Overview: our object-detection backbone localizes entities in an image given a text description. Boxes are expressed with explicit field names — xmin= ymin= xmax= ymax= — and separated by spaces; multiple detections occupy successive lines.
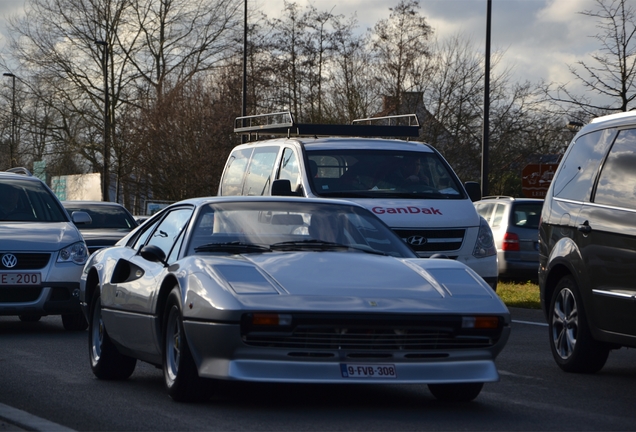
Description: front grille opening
xmin=405 ymin=353 xmax=449 ymax=359
xmin=0 ymin=287 xmax=42 ymax=303
xmin=242 ymin=314 xmax=501 ymax=352
xmin=347 ymin=353 xmax=393 ymax=359
xmin=287 ymin=352 xmax=335 ymax=358
xmin=50 ymin=287 xmax=71 ymax=301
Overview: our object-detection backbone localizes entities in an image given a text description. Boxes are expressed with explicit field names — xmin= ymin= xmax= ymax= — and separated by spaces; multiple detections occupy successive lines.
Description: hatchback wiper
xmin=194 ymin=241 xmax=271 ymax=253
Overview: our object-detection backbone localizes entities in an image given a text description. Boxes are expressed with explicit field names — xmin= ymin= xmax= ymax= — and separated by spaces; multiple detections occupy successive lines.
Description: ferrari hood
xmin=193 ymin=252 xmax=505 ymax=314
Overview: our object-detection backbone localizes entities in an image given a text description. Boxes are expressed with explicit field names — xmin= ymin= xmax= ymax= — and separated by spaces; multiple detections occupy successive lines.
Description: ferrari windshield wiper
xmin=270 ymin=240 xmax=387 ymax=255
xmin=270 ymin=239 xmax=349 ymax=251
xmin=194 ymin=241 xmax=271 ymax=253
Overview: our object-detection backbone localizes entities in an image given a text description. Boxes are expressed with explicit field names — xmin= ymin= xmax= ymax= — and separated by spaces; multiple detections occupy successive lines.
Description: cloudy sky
xmin=0 ymin=0 xmax=604 ymax=96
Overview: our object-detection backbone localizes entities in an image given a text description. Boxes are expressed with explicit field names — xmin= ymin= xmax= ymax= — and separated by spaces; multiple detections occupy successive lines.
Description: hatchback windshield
xmin=0 ymin=179 xmax=68 ymax=222
xmin=306 ymin=150 xmax=463 ymax=199
xmin=187 ymin=201 xmax=417 ymax=258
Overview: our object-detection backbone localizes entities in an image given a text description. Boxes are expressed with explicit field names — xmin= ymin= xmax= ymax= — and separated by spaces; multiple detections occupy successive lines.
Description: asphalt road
xmin=0 ymin=308 xmax=635 ymax=431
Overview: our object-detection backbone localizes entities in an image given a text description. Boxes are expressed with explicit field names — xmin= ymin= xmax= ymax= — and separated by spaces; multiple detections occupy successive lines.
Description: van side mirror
xmin=271 ymin=179 xmax=295 ymax=196
xmin=464 ymin=181 xmax=482 ymax=202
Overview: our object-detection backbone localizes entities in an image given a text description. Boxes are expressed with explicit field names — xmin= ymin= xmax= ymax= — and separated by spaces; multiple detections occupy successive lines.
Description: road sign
xmin=522 ymin=163 xmax=559 ymax=198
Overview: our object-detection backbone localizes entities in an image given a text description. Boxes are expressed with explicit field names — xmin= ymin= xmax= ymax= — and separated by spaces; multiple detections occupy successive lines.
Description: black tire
xmin=428 ymin=382 xmax=484 ymax=402
xmin=62 ymin=312 xmax=88 ymax=331
xmin=163 ymin=287 xmax=208 ymax=402
xmin=548 ymin=275 xmax=610 ymax=373
xmin=18 ymin=314 xmax=42 ymax=322
xmin=88 ymin=291 xmax=137 ymax=380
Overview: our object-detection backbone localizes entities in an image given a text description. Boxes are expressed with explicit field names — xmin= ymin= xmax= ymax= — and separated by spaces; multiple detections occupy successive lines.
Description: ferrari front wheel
xmin=163 ymin=287 xmax=208 ymax=402
xmin=89 ymin=290 xmax=136 ymax=380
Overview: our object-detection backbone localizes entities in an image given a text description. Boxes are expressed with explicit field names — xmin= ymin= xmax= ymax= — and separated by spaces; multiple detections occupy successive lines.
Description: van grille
xmin=392 ymin=229 xmax=465 ymax=252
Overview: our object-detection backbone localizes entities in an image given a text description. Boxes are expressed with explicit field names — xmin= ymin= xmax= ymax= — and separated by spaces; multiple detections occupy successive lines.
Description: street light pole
xmin=241 ymin=0 xmax=248 ymax=144
xmin=3 ymin=73 xmax=16 ymax=168
xmin=481 ymin=0 xmax=492 ymax=198
xmin=95 ymin=40 xmax=110 ymax=201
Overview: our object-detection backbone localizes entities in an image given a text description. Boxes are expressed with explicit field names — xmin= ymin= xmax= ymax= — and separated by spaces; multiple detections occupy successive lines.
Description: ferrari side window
xmin=146 ymin=208 xmax=193 ymax=258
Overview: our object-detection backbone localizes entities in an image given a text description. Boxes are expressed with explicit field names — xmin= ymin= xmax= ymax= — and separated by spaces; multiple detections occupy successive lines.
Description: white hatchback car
xmin=0 ymin=168 xmax=89 ymax=330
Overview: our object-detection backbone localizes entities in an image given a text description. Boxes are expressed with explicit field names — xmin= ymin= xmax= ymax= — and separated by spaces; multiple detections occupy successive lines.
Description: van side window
xmin=278 ymin=148 xmax=301 ymax=192
xmin=244 ymin=146 xmax=279 ymax=196
xmin=594 ymin=128 xmax=636 ymax=210
xmin=553 ymin=129 xmax=615 ymax=201
xmin=220 ymin=148 xmax=252 ymax=196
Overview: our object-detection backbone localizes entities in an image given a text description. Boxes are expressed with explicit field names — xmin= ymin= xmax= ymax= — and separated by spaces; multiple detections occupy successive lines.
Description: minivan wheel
xmin=549 ymin=275 xmax=610 ymax=373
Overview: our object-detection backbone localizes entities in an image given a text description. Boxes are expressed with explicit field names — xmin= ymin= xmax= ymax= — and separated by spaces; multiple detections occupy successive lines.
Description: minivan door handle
xmin=577 ymin=221 xmax=592 ymax=234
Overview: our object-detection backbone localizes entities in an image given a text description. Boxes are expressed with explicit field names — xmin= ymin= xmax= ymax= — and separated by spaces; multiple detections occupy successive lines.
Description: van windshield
xmin=306 ymin=150 xmax=465 ymax=199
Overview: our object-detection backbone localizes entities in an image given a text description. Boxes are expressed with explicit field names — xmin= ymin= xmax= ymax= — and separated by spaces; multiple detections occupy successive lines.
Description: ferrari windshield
xmin=187 ymin=201 xmax=417 ymax=258
xmin=306 ymin=149 xmax=464 ymax=199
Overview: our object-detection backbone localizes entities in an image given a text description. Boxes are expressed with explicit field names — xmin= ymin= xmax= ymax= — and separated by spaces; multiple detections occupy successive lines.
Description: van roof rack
xmin=234 ymin=112 xmax=420 ymax=139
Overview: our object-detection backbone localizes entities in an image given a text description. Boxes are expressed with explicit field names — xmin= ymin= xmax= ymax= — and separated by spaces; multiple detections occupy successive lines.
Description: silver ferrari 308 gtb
xmin=80 ymin=196 xmax=510 ymax=402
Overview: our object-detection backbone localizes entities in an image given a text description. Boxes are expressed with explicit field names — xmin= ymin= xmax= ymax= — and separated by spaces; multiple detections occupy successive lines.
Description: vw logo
xmin=2 ymin=253 xmax=18 ymax=268
xmin=407 ymin=236 xmax=427 ymax=246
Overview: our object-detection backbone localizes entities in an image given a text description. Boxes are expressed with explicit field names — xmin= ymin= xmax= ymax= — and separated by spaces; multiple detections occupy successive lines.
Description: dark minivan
xmin=539 ymin=111 xmax=636 ymax=373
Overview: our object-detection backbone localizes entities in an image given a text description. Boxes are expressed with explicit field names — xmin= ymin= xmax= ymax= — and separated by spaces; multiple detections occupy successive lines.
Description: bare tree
xmin=326 ymin=16 xmax=381 ymax=122
xmin=371 ymin=0 xmax=432 ymax=110
xmin=543 ymin=0 xmax=636 ymax=116
xmin=123 ymin=0 xmax=242 ymax=99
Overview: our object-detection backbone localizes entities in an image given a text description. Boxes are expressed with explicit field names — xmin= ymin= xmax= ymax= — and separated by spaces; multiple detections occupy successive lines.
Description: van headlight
xmin=58 ymin=241 xmax=89 ymax=265
xmin=473 ymin=218 xmax=496 ymax=258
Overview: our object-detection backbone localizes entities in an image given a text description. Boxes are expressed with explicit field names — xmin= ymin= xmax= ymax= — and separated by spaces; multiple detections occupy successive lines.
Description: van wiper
xmin=194 ymin=241 xmax=271 ymax=253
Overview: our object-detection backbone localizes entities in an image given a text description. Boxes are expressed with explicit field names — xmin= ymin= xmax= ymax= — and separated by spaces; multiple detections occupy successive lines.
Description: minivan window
xmin=243 ymin=146 xmax=279 ymax=196
xmin=594 ymin=128 xmax=636 ymax=210
xmin=553 ymin=129 xmax=615 ymax=201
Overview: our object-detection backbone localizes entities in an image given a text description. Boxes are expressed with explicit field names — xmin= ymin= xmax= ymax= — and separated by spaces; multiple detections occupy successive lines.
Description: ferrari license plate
xmin=0 ymin=272 xmax=41 ymax=286
xmin=340 ymin=364 xmax=397 ymax=378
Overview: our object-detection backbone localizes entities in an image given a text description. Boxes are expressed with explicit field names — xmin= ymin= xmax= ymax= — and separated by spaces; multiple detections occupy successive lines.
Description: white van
xmin=219 ymin=112 xmax=498 ymax=289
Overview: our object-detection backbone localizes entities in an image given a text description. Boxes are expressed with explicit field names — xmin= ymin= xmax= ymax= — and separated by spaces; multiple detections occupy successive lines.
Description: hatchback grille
xmin=0 ymin=253 xmax=51 ymax=270
xmin=241 ymin=314 xmax=500 ymax=351
xmin=393 ymin=229 xmax=465 ymax=252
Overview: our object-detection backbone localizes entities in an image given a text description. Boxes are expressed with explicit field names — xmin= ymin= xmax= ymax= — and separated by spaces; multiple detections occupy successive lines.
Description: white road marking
xmin=512 ymin=319 xmax=548 ymax=327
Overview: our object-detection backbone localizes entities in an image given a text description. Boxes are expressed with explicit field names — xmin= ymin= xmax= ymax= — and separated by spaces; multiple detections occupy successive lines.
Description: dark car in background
xmin=62 ymin=201 xmax=138 ymax=254
xmin=474 ymin=196 xmax=543 ymax=282
xmin=540 ymin=111 xmax=636 ymax=374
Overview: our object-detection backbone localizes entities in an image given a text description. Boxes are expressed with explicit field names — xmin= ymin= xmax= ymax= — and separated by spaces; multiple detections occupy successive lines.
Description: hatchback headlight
xmin=58 ymin=241 xmax=89 ymax=265
xmin=473 ymin=218 xmax=496 ymax=258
